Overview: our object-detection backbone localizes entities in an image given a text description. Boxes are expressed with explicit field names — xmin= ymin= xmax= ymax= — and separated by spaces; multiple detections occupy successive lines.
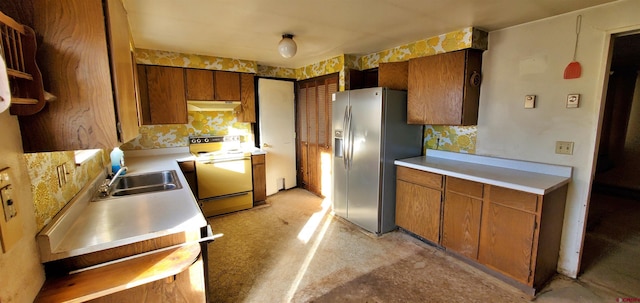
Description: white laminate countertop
xmin=395 ymin=150 xmax=573 ymax=195
xmin=38 ymin=150 xmax=208 ymax=262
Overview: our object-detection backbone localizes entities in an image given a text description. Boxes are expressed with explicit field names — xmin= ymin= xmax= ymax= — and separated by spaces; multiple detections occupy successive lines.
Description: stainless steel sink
xmin=93 ymin=170 xmax=182 ymax=200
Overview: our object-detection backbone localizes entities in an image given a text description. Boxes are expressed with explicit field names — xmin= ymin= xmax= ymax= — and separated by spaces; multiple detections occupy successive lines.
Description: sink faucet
xmin=108 ymin=166 xmax=128 ymax=188
xmin=98 ymin=166 xmax=128 ymax=197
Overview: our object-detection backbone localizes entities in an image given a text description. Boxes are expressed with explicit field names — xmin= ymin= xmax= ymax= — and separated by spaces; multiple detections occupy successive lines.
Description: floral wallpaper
xmin=135 ymin=48 xmax=257 ymax=73
xmin=423 ymin=125 xmax=477 ymax=154
xmin=360 ymin=27 xmax=488 ymax=69
xmin=121 ymin=111 xmax=252 ymax=150
xmin=24 ymin=150 xmax=106 ymax=231
xmin=257 ymin=65 xmax=297 ymax=79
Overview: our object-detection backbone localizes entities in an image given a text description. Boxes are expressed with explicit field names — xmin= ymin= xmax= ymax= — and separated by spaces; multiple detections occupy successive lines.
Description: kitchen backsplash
xmin=24 ymin=150 xmax=106 ymax=231
xmin=121 ymin=111 xmax=252 ymax=150
xmin=424 ymin=125 xmax=477 ymax=154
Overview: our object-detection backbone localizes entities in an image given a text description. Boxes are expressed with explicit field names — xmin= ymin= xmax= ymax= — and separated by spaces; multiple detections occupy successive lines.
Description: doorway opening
xmin=581 ymin=31 xmax=640 ymax=295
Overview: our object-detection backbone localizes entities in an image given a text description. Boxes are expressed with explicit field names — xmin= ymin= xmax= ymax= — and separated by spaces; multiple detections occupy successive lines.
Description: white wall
xmin=0 ymin=111 xmax=45 ymax=302
xmin=477 ymin=0 xmax=640 ymax=277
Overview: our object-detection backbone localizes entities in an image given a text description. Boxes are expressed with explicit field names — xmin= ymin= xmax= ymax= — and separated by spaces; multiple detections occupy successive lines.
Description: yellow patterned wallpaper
xmin=424 ymin=125 xmax=477 ymax=154
xmin=135 ymin=48 xmax=257 ymax=73
xmin=359 ymin=27 xmax=488 ymax=69
xmin=24 ymin=150 xmax=106 ymax=231
xmin=257 ymin=65 xmax=297 ymax=79
xmin=122 ymin=111 xmax=252 ymax=150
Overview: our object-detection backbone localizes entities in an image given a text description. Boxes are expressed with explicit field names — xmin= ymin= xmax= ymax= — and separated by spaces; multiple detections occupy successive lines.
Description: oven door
xmin=196 ymin=157 xmax=253 ymax=199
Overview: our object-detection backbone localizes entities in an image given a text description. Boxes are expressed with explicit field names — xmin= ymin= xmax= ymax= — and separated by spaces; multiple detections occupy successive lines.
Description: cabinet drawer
xmin=397 ymin=166 xmax=442 ymax=189
xmin=446 ymin=176 xmax=483 ymax=198
xmin=489 ymin=186 xmax=538 ymax=212
xmin=252 ymin=154 xmax=265 ymax=165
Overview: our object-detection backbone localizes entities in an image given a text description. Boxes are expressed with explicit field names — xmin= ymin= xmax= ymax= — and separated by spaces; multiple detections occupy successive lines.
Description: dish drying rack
xmin=0 ymin=10 xmax=53 ymax=115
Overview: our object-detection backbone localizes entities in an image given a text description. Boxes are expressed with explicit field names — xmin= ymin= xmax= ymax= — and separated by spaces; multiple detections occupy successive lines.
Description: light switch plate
xmin=0 ymin=167 xmax=22 ymax=253
xmin=525 ymin=95 xmax=536 ymax=108
xmin=567 ymin=94 xmax=580 ymax=108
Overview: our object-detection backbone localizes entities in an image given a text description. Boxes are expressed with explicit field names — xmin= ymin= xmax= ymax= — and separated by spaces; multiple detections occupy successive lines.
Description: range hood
xmin=187 ymin=100 xmax=240 ymax=112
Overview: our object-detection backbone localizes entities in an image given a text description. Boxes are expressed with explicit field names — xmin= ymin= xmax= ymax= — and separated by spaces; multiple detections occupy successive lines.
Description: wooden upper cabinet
xmin=408 ymin=49 xmax=483 ymax=125
xmin=144 ymin=65 xmax=187 ymax=124
xmin=237 ymin=73 xmax=255 ymax=122
xmin=18 ymin=0 xmax=140 ymax=151
xmin=185 ymin=69 xmax=214 ymax=100
xmin=378 ymin=61 xmax=408 ymax=90
xmin=214 ymin=71 xmax=241 ymax=101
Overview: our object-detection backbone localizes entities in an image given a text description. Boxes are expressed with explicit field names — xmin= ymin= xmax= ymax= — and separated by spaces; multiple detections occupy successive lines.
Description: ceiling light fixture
xmin=278 ymin=34 xmax=297 ymax=58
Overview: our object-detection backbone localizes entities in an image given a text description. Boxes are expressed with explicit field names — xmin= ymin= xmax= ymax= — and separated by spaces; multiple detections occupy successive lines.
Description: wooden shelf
xmin=11 ymin=97 xmax=38 ymax=105
xmin=6 ymin=68 xmax=33 ymax=80
xmin=0 ymin=10 xmax=48 ymax=115
xmin=35 ymin=243 xmax=201 ymax=303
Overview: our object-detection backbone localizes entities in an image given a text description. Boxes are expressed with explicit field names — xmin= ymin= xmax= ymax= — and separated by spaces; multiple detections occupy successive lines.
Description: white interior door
xmin=258 ymin=78 xmax=297 ymax=196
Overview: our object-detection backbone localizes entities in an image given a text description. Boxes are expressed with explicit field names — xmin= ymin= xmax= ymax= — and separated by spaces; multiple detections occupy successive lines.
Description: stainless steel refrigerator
xmin=332 ymin=87 xmax=423 ymax=234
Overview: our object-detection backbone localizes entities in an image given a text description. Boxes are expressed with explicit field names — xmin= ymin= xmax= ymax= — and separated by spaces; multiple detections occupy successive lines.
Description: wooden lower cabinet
xmin=478 ymin=201 xmax=536 ymax=283
xmin=442 ymin=177 xmax=483 ymax=259
xmin=477 ymin=184 xmax=568 ymax=293
xmin=395 ymin=165 xmax=568 ymax=295
xmin=252 ymin=154 xmax=267 ymax=204
xmin=395 ymin=167 xmax=443 ymax=243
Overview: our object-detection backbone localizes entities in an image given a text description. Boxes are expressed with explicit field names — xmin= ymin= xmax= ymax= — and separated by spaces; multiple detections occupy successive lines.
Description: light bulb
xmin=278 ymin=34 xmax=297 ymax=58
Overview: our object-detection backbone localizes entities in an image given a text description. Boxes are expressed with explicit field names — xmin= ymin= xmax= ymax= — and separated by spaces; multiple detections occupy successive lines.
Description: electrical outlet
xmin=555 ymin=141 xmax=574 ymax=155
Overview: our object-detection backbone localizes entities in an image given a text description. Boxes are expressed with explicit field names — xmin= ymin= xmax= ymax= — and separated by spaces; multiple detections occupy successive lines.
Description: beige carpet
xmin=205 ymin=188 xmax=633 ymax=302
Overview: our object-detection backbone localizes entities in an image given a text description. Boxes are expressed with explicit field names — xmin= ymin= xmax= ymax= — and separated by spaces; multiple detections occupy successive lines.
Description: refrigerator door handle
xmin=342 ymin=105 xmax=349 ymax=169
xmin=346 ymin=105 xmax=353 ymax=169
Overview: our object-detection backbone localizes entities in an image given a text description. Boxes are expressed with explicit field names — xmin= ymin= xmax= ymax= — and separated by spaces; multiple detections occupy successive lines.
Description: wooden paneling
xmin=489 ymin=186 xmax=538 ymax=213
xmin=407 ymin=49 xmax=482 ymax=125
xmin=397 ymin=166 xmax=442 ymax=189
xmin=378 ymin=61 xmax=408 ymax=90
xmin=442 ymin=191 xmax=482 ymax=259
xmin=237 ymin=73 xmax=256 ymax=122
xmin=214 ymin=71 xmax=240 ymax=101
xmin=185 ymin=69 xmax=214 ymax=100
xmin=396 ymin=179 xmax=442 ymax=243
xmin=145 ymin=65 xmax=187 ymax=124
xmin=252 ymin=154 xmax=266 ymax=203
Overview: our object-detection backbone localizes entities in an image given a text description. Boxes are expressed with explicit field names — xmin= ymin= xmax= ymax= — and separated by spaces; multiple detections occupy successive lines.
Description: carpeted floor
xmin=205 ymin=188 xmax=636 ymax=302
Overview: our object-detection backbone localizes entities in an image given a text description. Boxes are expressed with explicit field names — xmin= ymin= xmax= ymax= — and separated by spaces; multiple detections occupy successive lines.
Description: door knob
xmin=263 ymin=143 xmax=272 ymax=148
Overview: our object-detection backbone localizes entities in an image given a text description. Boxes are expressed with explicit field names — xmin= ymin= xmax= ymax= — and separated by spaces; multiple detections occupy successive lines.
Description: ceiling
xmin=123 ymin=0 xmax=617 ymax=69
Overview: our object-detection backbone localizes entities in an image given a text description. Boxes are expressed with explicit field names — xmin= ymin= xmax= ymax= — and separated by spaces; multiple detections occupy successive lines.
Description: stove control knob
xmin=196 ymin=138 xmax=201 ymax=143
xmin=204 ymin=138 xmax=209 ymax=143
